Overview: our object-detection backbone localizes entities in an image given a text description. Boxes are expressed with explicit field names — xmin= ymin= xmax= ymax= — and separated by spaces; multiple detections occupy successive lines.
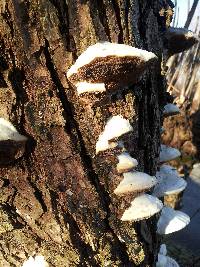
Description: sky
xmin=172 ymin=0 xmax=200 ymax=31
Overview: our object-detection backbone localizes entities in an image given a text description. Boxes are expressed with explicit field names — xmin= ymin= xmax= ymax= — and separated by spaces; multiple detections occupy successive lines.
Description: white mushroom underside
xmin=153 ymin=165 xmax=187 ymax=197
xmin=101 ymin=115 xmax=133 ymax=141
xmin=114 ymin=171 xmax=157 ymax=195
xmin=96 ymin=135 xmax=119 ymax=154
xmin=121 ymin=194 xmax=163 ymax=221
xmin=76 ymin=81 xmax=106 ymax=95
xmin=159 ymin=145 xmax=181 ymax=163
xmin=117 ymin=152 xmax=138 ymax=172
xmin=163 ymin=103 xmax=180 ymax=116
xmin=157 ymin=206 xmax=190 ymax=235
xmin=156 ymin=255 xmax=180 ymax=267
xmin=22 ymin=255 xmax=49 ymax=267
xmin=159 ymin=244 xmax=167 ymax=256
xmin=67 ymin=42 xmax=157 ymax=77
xmin=96 ymin=116 xmax=132 ymax=153
xmin=0 ymin=118 xmax=27 ymax=142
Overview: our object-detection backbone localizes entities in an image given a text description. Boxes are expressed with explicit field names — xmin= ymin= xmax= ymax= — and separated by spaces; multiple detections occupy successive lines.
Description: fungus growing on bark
xmin=114 ymin=171 xmax=157 ymax=195
xmin=121 ymin=194 xmax=163 ymax=221
xmin=165 ymin=27 xmax=199 ymax=56
xmin=157 ymin=206 xmax=190 ymax=235
xmin=96 ymin=115 xmax=132 ymax=154
xmin=163 ymin=103 xmax=180 ymax=117
xmin=22 ymin=255 xmax=49 ymax=267
xmin=67 ymin=42 xmax=158 ymax=93
xmin=159 ymin=244 xmax=167 ymax=256
xmin=156 ymin=243 xmax=180 ymax=267
xmin=0 ymin=118 xmax=28 ymax=165
xmin=153 ymin=164 xmax=187 ymax=197
xmin=75 ymin=81 xmax=106 ymax=95
xmin=116 ymin=152 xmax=138 ymax=173
xmin=159 ymin=145 xmax=181 ymax=163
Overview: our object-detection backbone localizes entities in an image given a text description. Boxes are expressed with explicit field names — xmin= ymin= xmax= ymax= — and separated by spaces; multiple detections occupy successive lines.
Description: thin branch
xmin=184 ymin=0 xmax=199 ymax=29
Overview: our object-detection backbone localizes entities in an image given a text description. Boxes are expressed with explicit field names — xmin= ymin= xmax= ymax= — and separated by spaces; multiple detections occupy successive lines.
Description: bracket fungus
xmin=22 ymin=255 xmax=49 ymax=267
xmin=121 ymin=194 xmax=163 ymax=221
xmin=114 ymin=171 xmax=157 ymax=195
xmin=156 ymin=244 xmax=180 ymax=267
xmin=96 ymin=115 xmax=132 ymax=154
xmin=163 ymin=103 xmax=180 ymax=117
xmin=0 ymin=118 xmax=28 ymax=165
xmin=165 ymin=27 xmax=199 ymax=56
xmin=116 ymin=152 xmax=138 ymax=173
xmin=67 ymin=42 xmax=158 ymax=95
xmin=153 ymin=165 xmax=187 ymax=197
xmin=157 ymin=206 xmax=190 ymax=235
xmin=159 ymin=145 xmax=181 ymax=163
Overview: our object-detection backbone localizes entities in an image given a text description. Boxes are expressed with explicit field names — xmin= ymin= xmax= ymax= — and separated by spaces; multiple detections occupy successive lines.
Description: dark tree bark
xmin=0 ymin=1 xmax=173 ymax=266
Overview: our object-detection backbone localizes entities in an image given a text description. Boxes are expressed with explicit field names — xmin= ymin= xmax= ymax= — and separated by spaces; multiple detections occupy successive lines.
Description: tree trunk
xmin=0 ymin=1 xmax=173 ymax=266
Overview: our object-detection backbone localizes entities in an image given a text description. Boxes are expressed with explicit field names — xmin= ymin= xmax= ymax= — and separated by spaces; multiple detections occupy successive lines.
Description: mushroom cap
xmin=96 ymin=115 xmax=133 ymax=154
xmin=96 ymin=134 xmax=119 ymax=154
xmin=116 ymin=152 xmax=138 ymax=173
xmin=76 ymin=81 xmax=106 ymax=95
xmin=0 ymin=118 xmax=27 ymax=142
xmin=67 ymin=42 xmax=158 ymax=87
xmin=156 ymin=254 xmax=167 ymax=267
xmin=159 ymin=145 xmax=181 ymax=163
xmin=22 ymin=255 xmax=49 ymax=267
xmin=165 ymin=256 xmax=180 ymax=267
xmin=114 ymin=171 xmax=157 ymax=195
xmin=121 ymin=194 xmax=163 ymax=221
xmin=163 ymin=103 xmax=180 ymax=117
xmin=165 ymin=27 xmax=199 ymax=55
xmin=159 ymin=244 xmax=167 ymax=256
xmin=157 ymin=206 xmax=190 ymax=235
xmin=153 ymin=165 xmax=187 ymax=197
xmin=101 ymin=115 xmax=133 ymax=141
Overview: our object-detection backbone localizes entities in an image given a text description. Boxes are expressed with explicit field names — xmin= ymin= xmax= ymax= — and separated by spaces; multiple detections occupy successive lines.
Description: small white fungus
xmin=157 ymin=206 xmax=190 ymax=235
xmin=156 ymin=254 xmax=168 ymax=267
xmin=96 ymin=116 xmax=132 ymax=154
xmin=0 ymin=118 xmax=27 ymax=142
xmin=163 ymin=103 xmax=180 ymax=117
xmin=121 ymin=194 xmax=163 ymax=221
xmin=159 ymin=145 xmax=181 ymax=163
xmin=114 ymin=171 xmax=157 ymax=195
xmin=67 ymin=42 xmax=157 ymax=77
xmin=117 ymin=152 xmax=138 ymax=173
xmin=153 ymin=164 xmax=187 ymax=197
xmin=76 ymin=81 xmax=106 ymax=95
xmin=101 ymin=115 xmax=133 ymax=141
xmin=159 ymin=244 xmax=167 ymax=256
xmin=22 ymin=255 xmax=49 ymax=267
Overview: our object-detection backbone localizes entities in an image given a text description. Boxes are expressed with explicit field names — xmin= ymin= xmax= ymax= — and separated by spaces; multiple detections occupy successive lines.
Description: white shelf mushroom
xmin=159 ymin=244 xmax=167 ymax=256
xmin=159 ymin=145 xmax=181 ymax=163
xmin=157 ymin=206 xmax=190 ymax=235
xmin=163 ymin=103 xmax=180 ymax=117
xmin=22 ymin=255 xmax=49 ymax=267
xmin=116 ymin=152 xmax=138 ymax=173
xmin=75 ymin=81 xmax=106 ymax=95
xmin=67 ymin=42 xmax=158 ymax=93
xmin=0 ymin=118 xmax=27 ymax=142
xmin=153 ymin=165 xmax=187 ymax=197
xmin=156 ymin=244 xmax=180 ymax=267
xmin=121 ymin=194 xmax=163 ymax=221
xmin=114 ymin=171 xmax=157 ymax=195
xmin=96 ymin=115 xmax=132 ymax=154
xmin=165 ymin=27 xmax=199 ymax=56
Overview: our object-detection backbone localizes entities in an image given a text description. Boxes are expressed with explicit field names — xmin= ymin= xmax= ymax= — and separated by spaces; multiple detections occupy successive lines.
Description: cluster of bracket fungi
xmin=0 ymin=27 xmax=198 ymax=267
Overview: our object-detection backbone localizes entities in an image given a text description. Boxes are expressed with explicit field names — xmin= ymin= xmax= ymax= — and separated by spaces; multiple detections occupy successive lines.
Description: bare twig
xmin=184 ymin=0 xmax=199 ymax=28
